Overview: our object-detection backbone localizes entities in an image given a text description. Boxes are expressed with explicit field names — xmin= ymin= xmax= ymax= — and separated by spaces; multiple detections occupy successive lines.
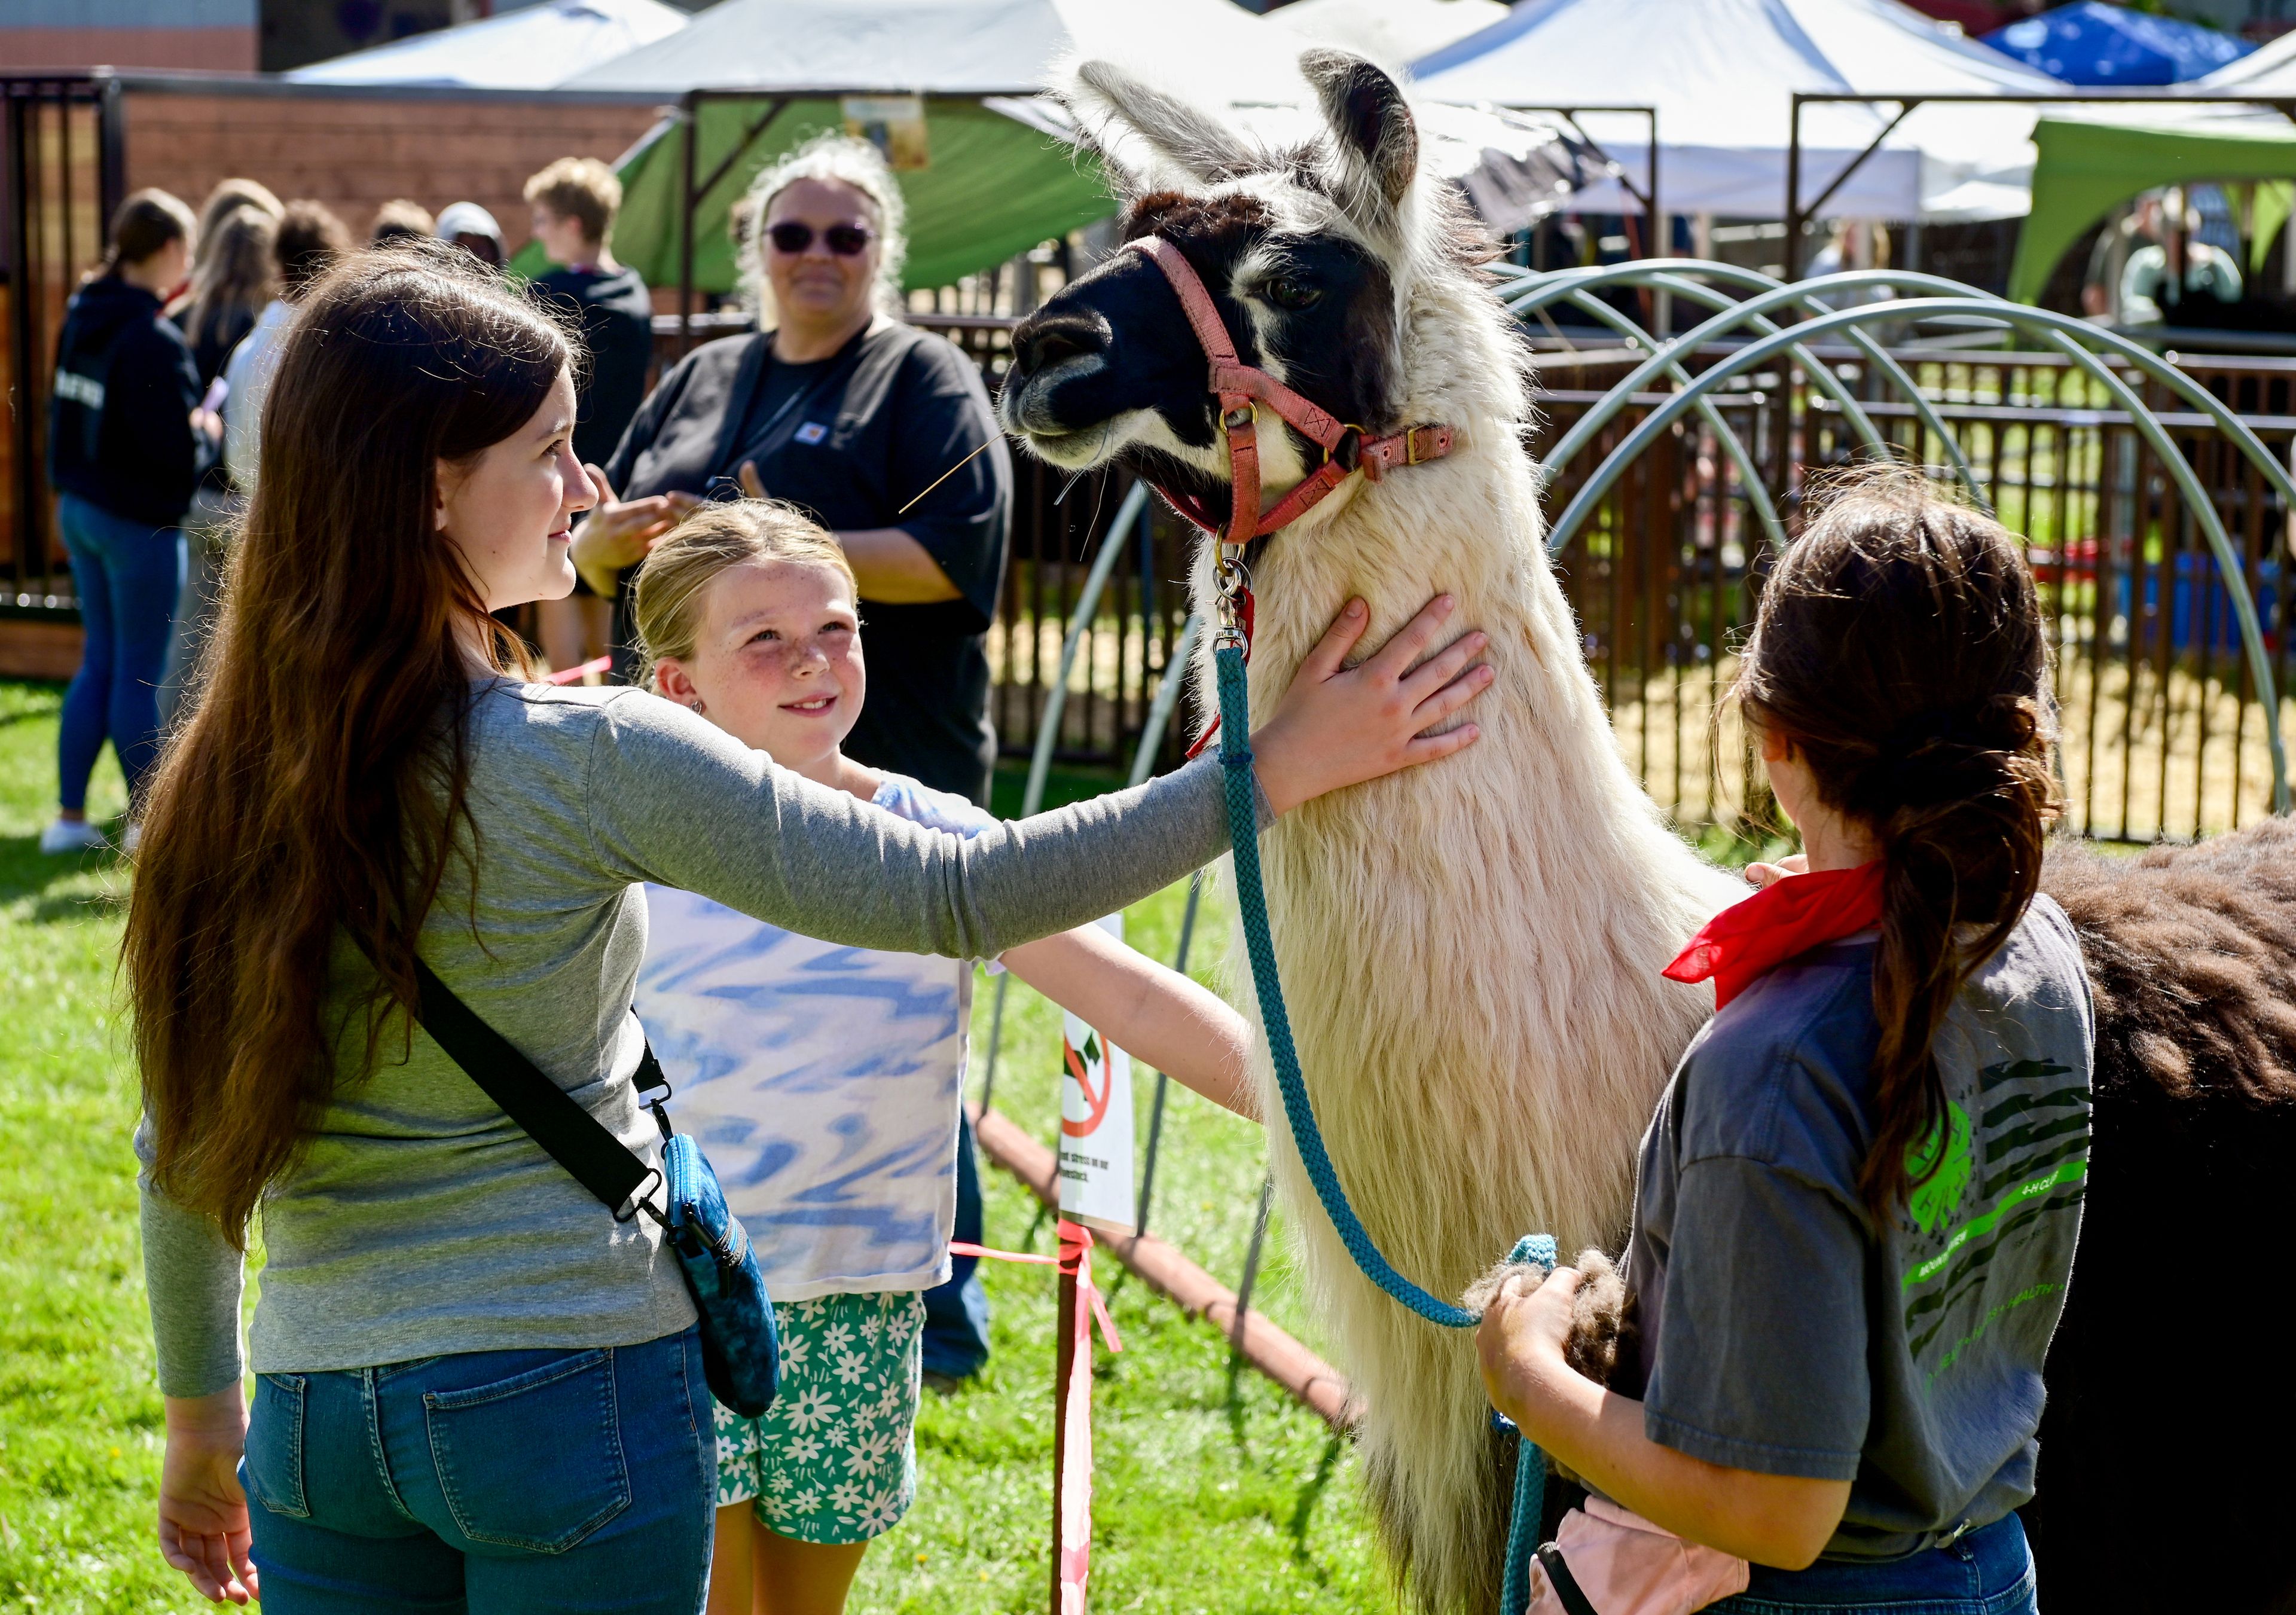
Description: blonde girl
xmin=631 ymin=500 xmax=1352 ymax=1614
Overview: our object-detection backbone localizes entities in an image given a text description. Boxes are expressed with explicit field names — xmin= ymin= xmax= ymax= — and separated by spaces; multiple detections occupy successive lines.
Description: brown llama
xmin=995 ymin=49 xmax=2296 ymax=1615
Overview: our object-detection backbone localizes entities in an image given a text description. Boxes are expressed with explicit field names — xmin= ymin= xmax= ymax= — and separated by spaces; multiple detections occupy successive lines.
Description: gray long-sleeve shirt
xmin=139 ymin=679 xmax=1256 ymax=1397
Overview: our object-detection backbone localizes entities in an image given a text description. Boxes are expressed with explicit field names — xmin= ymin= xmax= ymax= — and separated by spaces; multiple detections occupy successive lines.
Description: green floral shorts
xmin=712 ymin=1290 xmax=925 ymax=1544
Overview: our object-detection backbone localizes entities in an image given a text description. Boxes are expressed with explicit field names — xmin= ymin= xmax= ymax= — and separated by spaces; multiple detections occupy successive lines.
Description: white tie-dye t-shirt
xmin=636 ymin=773 xmax=994 ymax=1301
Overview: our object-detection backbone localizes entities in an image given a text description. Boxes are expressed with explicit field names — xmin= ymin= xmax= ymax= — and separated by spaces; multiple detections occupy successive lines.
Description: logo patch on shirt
xmin=55 ymin=371 xmax=105 ymax=411
xmin=794 ymin=421 xmax=829 ymax=445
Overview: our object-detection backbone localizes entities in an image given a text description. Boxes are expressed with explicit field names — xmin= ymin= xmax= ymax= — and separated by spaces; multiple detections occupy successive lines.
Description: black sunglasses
xmin=766 ymin=221 xmax=874 ymax=257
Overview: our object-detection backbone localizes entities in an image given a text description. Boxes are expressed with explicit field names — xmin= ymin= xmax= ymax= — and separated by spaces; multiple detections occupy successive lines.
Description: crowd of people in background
xmin=38 ymin=160 xmax=655 ymax=857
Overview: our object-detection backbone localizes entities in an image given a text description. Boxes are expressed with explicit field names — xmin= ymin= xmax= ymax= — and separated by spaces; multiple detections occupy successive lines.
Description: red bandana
xmin=1663 ymin=862 xmax=1887 ymax=1009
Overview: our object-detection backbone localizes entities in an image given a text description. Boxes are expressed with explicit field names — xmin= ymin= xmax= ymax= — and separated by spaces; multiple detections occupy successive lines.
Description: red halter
xmin=1126 ymin=234 xmax=1455 ymax=549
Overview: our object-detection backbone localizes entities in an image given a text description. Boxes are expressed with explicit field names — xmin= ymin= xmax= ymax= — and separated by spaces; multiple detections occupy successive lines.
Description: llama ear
xmin=1299 ymin=48 xmax=1418 ymax=219
xmin=1061 ymin=59 xmax=1260 ymax=191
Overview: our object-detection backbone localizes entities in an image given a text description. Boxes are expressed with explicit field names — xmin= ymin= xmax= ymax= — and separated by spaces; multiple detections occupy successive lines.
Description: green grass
xmin=0 ymin=681 xmax=186 ymax=1611
xmin=0 ymin=681 xmax=1384 ymax=1613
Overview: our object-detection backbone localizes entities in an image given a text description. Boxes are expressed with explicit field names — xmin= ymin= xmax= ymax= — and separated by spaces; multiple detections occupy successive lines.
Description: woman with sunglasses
xmin=575 ymin=132 xmax=1007 ymax=812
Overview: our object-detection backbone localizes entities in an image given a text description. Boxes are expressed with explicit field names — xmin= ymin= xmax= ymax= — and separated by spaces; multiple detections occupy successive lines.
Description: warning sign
xmin=1057 ymin=914 xmax=1135 ymax=1235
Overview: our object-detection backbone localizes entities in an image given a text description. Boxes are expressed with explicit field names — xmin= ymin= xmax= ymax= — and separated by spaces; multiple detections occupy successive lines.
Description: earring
xmin=689 ymin=699 xmax=704 ymax=714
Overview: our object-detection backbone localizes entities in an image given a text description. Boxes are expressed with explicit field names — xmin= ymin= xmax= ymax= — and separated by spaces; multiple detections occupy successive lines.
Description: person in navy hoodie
xmin=45 ymin=188 xmax=212 ymax=854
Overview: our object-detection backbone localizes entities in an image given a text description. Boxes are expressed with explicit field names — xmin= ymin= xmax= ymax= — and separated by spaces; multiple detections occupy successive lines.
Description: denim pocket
xmin=423 ymin=1349 xmax=630 ymax=1553
xmin=245 ymin=1373 xmax=310 ymax=1519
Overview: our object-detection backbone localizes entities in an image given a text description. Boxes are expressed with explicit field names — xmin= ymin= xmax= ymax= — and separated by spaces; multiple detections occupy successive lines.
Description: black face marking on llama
xmin=1002 ymin=195 xmax=1399 ymax=510
xmin=997 ymin=51 xmax=1415 ymax=517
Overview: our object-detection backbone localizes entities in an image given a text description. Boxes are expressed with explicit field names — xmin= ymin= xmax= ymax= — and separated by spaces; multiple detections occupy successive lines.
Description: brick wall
xmin=121 ymin=88 xmax=667 ymax=261
xmin=0 ymin=28 xmax=259 ymax=71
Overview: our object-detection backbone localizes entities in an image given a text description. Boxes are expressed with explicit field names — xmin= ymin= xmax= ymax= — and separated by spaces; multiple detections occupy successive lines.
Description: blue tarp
xmin=1981 ymin=1 xmax=2252 ymax=87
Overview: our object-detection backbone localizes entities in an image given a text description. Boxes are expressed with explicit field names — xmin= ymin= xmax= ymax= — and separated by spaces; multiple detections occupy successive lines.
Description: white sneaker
xmin=39 ymin=819 xmax=108 ymax=855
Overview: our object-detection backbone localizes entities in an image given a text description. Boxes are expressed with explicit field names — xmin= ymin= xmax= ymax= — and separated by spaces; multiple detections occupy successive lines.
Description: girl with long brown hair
xmin=1476 ymin=471 xmax=2090 ymax=1615
xmin=124 ymin=240 xmax=1489 ymax=1611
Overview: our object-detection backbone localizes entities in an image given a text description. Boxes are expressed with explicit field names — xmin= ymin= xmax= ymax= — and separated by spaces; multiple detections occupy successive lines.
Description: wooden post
xmin=678 ymin=90 xmax=698 ymax=357
xmin=1051 ymin=1259 xmax=1079 ymax=1615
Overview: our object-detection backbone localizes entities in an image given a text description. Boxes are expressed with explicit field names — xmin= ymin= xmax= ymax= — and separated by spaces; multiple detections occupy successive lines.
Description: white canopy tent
xmin=287 ymin=0 xmax=688 ymax=89
xmin=1409 ymin=0 xmax=2061 ymax=221
xmin=2196 ymin=25 xmax=2296 ymax=93
xmin=990 ymin=93 xmax=1608 ymax=236
xmin=1270 ymin=0 xmax=1510 ymax=76
xmin=570 ymin=0 xmax=1611 ymax=238
xmin=567 ymin=0 xmax=1296 ymax=99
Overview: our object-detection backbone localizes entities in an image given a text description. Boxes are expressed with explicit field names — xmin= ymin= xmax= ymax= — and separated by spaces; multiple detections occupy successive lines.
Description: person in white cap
xmin=435 ymin=200 xmax=506 ymax=271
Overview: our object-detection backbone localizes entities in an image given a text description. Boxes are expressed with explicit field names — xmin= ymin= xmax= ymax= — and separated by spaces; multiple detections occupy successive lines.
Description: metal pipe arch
xmin=1543 ymin=295 xmax=2288 ymax=812
xmin=1550 ymin=288 xmax=1790 ymax=555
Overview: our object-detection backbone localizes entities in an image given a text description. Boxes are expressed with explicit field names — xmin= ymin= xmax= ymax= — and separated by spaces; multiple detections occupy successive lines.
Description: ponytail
xmin=1737 ymin=468 xmax=2062 ymax=1219
xmin=101 ymin=188 xmax=196 ymax=276
xmin=1857 ymin=700 xmax=2056 ymax=1211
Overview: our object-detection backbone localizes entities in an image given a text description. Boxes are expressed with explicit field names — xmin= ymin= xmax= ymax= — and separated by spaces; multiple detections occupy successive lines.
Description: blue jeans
xmin=1715 ymin=1513 xmax=2037 ymax=1614
xmin=243 ymin=1326 xmax=716 ymax=1614
xmin=55 ymin=491 xmax=182 ymax=811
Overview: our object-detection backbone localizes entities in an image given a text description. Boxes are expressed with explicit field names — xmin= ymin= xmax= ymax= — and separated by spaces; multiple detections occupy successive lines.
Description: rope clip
xmin=1214 ymin=550 xmax=1251 ymax=634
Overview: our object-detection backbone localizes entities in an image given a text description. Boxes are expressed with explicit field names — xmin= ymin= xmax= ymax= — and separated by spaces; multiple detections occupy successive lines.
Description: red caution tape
xmin=949 ymin=1219 xmax=1120 ymax=1610
xmin=544 ymin=655 xmax=613 ymax=686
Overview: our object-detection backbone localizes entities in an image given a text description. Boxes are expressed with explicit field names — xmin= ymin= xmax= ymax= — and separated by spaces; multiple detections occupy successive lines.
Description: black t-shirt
xmin=601 ymin=320 xmax=1011 ymax=804
xmin=531 ymin=264 xmax=655 ymax=468
xmin=728 ymin=352 xmax=837 ymax=474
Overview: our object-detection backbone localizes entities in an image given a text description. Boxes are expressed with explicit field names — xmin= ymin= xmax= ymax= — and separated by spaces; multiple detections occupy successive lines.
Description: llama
xmin=1001 ymin=51 xmax=1741 ymax=1612
xmin=997 ymin=51 xmax=2296 ymax=1615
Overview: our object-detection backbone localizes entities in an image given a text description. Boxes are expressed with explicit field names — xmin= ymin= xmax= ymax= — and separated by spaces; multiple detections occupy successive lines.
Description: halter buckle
xmin=1223 ymin=404 xmax=1254 ymax=432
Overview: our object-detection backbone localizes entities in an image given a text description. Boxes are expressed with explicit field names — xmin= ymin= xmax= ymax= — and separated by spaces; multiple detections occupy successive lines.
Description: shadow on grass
xmin=1222 ymin=1344 xmax=1254 ymax=1455
xmin=1286 ymin=1432 xmax=1347 ymax=1562
xmin=0 ymin=832 xmax=125 ymax=918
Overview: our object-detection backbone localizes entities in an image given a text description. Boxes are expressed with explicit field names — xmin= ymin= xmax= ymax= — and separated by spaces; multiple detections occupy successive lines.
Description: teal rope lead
xmin=1216 ymin=640 xmax=1479 ymax=1326
xmin=1214 ymin=640 xmax=1556 ymax=1615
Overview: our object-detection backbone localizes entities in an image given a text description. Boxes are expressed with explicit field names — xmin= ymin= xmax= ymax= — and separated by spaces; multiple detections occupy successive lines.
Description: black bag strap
xmin=409 ymin=957 xmax=668 ymax=1223
xmin=1534 ymin=1542 xmax=1602 ymax=1615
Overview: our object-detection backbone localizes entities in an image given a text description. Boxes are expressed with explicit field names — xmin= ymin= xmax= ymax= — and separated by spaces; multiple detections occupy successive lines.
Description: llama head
xmin=999 ymin=51 xmax=1505 ymax=521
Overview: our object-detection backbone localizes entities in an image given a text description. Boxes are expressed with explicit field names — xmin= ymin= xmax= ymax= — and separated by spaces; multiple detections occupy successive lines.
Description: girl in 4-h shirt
xmin=632 ymin=500 xmax=1484 ymax=1615
xmin=1477 ymin=472 xmax=2090 ymax=1615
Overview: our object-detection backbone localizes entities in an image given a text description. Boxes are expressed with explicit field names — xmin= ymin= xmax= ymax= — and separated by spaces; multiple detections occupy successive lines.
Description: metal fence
xmin=1533 ymin=335 xmax=2292 ymax=842
xmin=1 ymin=77 xmax=121 ymax=623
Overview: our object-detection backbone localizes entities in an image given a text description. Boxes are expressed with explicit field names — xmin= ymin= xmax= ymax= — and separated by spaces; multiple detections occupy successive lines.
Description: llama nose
xmin=1010 ymin=312 xmax=1109 ymax=381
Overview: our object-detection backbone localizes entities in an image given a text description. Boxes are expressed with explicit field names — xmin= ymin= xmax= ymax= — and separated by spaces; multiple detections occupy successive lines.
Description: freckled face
xmin=674 ymin=559 xmax=865 ymax=767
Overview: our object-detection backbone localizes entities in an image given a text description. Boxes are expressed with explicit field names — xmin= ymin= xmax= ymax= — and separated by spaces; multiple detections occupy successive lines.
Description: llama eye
xmin=1264 ymin=277 xmax=1321 ymax=311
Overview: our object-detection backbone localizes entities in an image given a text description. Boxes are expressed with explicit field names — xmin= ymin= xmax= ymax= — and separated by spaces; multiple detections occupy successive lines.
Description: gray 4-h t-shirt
xmin=1620 ymin=894 xmax=2093 ymax=1560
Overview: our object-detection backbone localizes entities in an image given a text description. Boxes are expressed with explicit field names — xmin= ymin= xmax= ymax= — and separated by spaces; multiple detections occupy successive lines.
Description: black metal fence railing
xmin=1 ymin=77 xmax=123 ymax=622
xmin=1532 ymin=338 xmax=2294 ymax=844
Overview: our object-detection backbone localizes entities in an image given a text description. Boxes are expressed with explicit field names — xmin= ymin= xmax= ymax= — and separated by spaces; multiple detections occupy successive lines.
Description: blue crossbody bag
xmin=408 ymin=958 xmax=780 ymax=1418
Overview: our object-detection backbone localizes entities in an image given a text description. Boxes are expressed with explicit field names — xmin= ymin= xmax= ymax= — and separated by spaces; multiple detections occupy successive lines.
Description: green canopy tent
xmin=509 ymin=93 xmax=1115 ymax=297
xmin=517 ymin=0 xmax=1323 ymax=304
xmin=2008 ymin=107 xmax=2296 ymax=305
